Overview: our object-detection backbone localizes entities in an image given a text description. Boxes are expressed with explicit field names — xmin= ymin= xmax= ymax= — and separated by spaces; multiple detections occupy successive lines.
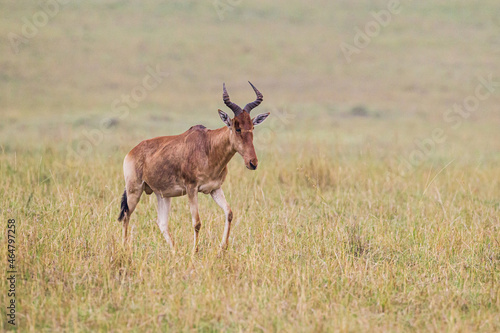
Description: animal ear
xmin=252 ymin=112 xmax=270 ymax=126
xmin=218 ymin=109 xmax=232 ymax=127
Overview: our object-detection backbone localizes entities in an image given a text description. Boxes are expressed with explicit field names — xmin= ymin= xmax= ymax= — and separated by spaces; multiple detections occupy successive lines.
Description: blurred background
xmin=2 ymin=1 xmax=500 ymax=330
xmin=1 ymin=0 xmax=499 ymax=164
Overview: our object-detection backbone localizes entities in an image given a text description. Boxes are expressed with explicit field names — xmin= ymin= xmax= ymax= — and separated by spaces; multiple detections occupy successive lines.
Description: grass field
xmin=1 ymin=0 xmax=500 ymax=331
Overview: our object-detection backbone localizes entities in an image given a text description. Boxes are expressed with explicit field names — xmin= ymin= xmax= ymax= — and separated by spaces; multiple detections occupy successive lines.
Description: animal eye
xmin=236 ymin=128 xmax=241 ymax=133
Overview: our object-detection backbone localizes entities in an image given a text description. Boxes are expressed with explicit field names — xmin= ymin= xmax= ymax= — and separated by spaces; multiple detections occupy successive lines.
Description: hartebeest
xmin=118 ymin=82 xmax=269 ymax=253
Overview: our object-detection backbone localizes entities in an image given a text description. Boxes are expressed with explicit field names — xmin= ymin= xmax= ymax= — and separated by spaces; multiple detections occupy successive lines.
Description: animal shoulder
xmin=183 ymin=125 xmax=210 ymax=143
xmin=187 ymin=125 xmax=207 ymax=132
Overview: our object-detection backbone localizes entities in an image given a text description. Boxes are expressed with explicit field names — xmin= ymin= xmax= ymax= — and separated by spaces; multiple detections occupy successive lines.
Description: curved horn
xmin=223 ymin=83 xmax=243 ymax=116
xmin=243 ymin=81 xmax=263 ymax=113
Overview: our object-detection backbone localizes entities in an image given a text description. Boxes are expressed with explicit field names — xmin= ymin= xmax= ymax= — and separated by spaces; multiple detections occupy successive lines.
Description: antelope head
xmin=218 ymin=82 xmax=270 ymax=170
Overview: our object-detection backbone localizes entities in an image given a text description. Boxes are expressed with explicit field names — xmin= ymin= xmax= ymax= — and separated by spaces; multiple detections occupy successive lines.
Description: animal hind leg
xmin=121 ymin=185 xmax=143 ymax=246
xmin=121 ymin=154 xmax=144 ymax=246
xmin=155 ymin=193 xmax=175 ymax=253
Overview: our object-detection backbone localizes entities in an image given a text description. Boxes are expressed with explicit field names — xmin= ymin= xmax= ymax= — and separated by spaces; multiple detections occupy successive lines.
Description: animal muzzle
xmin=246 ymin=158 xmax=258 ymax=170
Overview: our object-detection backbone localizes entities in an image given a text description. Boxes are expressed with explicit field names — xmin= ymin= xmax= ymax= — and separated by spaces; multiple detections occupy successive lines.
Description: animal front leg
xmin=187 ymin=188 xmax=201 ymax=254
xmin=210 ymin=188 xmax=233 ymax=250
xmin=155 ymin=193 xmax=175 ymax=253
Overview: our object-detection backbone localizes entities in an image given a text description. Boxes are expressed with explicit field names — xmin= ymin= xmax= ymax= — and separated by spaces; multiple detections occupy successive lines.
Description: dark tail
xmin=118 ymin=190 xmax=129 ymax=222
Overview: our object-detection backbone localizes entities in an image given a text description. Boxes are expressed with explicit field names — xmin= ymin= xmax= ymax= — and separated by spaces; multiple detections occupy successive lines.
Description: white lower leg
xmin=156 ymin=194 xmax=175 ymax=251
xmin=211 ymin=188 xmax=233 ymax=249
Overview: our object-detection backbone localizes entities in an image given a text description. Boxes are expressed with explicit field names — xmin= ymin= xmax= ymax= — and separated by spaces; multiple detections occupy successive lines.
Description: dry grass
xmin=1 ymin=0 xmax=500 ymax=332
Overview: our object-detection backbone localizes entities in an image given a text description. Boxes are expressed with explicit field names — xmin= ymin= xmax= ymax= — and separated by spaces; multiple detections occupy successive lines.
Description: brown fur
xmin=118 ymin=83 xmax=269 ymax=253
xmin=127 ymin=125 xmax=234 ymax=197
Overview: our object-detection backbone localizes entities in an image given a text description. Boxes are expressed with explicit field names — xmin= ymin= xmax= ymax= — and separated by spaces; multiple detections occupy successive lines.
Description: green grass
xmin=1 ymin=0 xmax=500 ymax=331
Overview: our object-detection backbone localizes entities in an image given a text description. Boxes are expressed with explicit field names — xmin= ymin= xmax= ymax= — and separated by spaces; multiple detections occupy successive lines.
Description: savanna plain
xmin=1 ymin=0 xmax=499 ymax=332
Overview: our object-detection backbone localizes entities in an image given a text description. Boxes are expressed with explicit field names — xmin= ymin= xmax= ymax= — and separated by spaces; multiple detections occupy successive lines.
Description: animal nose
xmin=249 ymin=160 xmax=258 ymax=170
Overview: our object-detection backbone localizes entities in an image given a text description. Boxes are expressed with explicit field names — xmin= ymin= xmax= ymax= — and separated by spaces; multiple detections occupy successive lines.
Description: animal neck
xmin=208 ymin=126 xmax=236 ymax=172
